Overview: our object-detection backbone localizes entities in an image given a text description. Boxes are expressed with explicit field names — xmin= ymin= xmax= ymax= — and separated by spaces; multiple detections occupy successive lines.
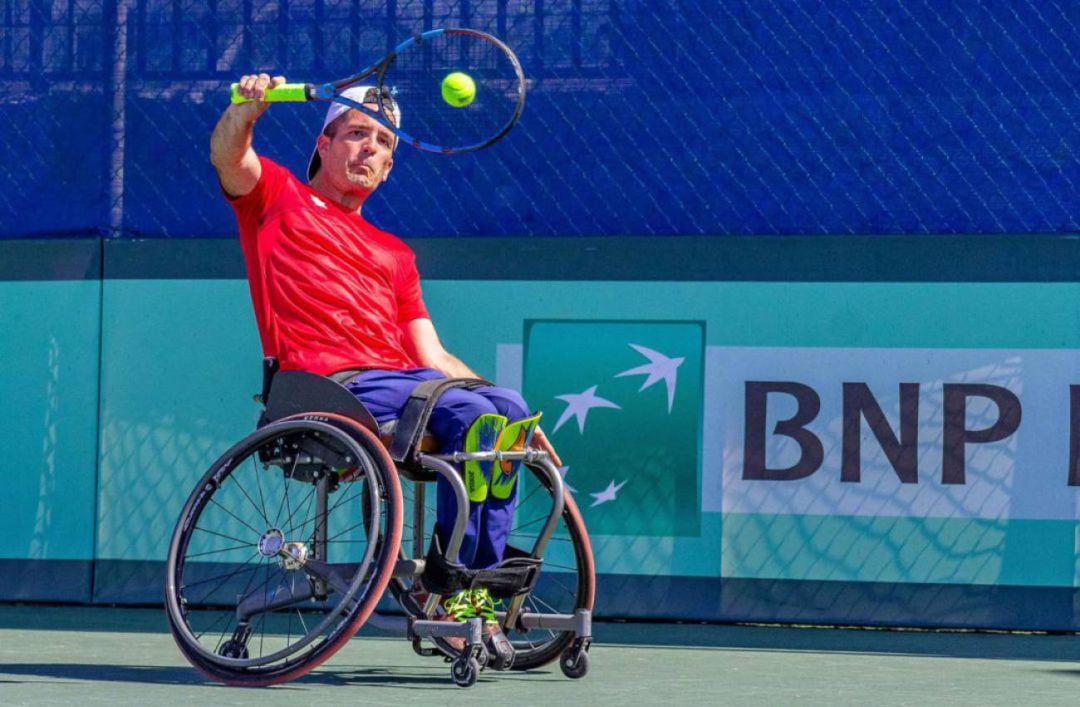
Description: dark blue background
xmin=1 ymin=0 xmax=1076 ymax=238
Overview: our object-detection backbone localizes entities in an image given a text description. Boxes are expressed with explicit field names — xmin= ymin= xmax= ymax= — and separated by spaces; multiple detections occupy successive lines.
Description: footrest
xmin=516 ymin=608 xmax=591 ymax=636
xmin=410 ymin=617 xmax=483 ymax=643
xmin=470 ymin=555 xmax=543 ymax=599
xmin=423 ymin=536 xmax=542 ymax=598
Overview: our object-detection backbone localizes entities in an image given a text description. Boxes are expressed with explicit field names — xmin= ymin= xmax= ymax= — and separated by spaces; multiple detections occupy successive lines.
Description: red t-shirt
xmin=229 ymin=157 xmax=429 ymax=374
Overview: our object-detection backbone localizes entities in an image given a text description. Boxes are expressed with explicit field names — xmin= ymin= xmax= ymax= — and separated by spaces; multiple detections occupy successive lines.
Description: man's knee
xmin=427 ymin=385 xmax=531 ymax=450
xmin=428 ymin=388 xmax=498 ymax=444
xmin=481 ymin=386 xmax=530 ymax=421
xmin=438 ymin=388 xmax=500 ymax=420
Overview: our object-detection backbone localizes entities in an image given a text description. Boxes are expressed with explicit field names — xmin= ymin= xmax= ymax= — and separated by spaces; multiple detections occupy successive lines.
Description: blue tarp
xmin=1 ymin=1 xmax=1076 ymax=238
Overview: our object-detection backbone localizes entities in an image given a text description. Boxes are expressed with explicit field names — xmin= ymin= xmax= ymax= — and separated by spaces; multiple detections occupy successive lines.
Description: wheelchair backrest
xmin=263 ymin=370 xmax=379 ymax=433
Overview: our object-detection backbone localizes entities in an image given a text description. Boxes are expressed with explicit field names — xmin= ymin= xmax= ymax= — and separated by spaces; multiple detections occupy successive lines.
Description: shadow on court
xmin=600 ymin=620 xmax=1080 ymax=664
xmin=4 ymin=604 xmax=1080 ymax=669
xmin=5 ymin=605 xmax=1080 ymax=706
xmin=0 ymin=662 xmax=469 ymax=688
xmin=0 ymin=663 xmax=206 ymax=686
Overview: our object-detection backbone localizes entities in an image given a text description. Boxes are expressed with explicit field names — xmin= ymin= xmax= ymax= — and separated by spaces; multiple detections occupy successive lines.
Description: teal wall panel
xmin=86 ymin=276 xmax=1080 ymax=610
xmin=94 ymin=279 xmax=262 ymax=585
xmin=6 ymin=237 xmax=1080 ymax=629
xmin=0 ymin=280 xmax=101 ymax=600
xmin=721 ymin=515 xmax=1078 ymax=587
xmin=423 ymin=279 xmax=1080 ymax=592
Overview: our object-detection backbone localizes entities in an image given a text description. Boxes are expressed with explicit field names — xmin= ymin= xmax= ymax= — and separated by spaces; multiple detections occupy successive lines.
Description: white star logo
xmin=589 ymin=479 xmax=627 ymax=508
xmin=615 ymin=343 xmax=684 ymax=413
xmin=310 ymin=194 xmax=328 ymax=209
xmin=551 ymin=385 xmax=621 ymax=434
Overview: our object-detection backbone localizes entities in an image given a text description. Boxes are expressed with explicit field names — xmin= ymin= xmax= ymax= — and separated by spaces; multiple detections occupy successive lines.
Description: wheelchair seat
xmin=261 ymin=368 xmax=441 ymax=479
xmin=262 ymin=369 xmax=379 ymax=433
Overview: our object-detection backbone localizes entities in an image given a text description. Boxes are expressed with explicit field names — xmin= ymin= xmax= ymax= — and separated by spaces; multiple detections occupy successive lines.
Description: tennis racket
xmin=231 ymin=28 xmax=526 ymax=154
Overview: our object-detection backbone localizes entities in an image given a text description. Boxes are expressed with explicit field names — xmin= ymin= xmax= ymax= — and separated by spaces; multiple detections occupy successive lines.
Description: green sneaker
xmin=470 ymin=587 xmax=500 ymax=626
xmin=441 ymin=588 xmax=501 ymax=625
xmin=442 ymin=590 xmax=479 ymax=622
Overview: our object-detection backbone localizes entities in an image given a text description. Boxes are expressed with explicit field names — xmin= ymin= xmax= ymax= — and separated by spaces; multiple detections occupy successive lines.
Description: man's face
xmin=316 ymin=106 xmax=395 ymax=194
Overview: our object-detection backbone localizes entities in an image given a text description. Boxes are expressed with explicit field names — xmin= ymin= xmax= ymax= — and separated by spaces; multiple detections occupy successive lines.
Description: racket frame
xmin=233 ymin=28 xmax=526 ymax=154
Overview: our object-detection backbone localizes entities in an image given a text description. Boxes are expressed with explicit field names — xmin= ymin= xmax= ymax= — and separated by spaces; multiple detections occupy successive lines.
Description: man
xmin=213 ymin=73 xmax=561 ymax=635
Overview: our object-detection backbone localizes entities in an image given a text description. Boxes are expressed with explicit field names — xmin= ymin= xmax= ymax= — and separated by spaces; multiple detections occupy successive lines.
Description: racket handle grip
xmin=230 ymin=83 xmax=312 ymax=104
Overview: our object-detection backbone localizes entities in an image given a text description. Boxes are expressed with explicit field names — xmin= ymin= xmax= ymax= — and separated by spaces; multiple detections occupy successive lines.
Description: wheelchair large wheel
xmin=164 ymin=414 xmax=403 ymax=686
xmin=392 ymin=459 xmax=595 ymax=671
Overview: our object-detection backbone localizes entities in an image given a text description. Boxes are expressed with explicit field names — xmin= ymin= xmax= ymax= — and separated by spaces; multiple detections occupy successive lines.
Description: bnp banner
xmin=521 ymin=320 xmax=705 ymax=538
xmin=709 ymin=347 xmax=1080 ymax=521
xmin=705 ymin=345 xmax=1080 ymax=589
xmin=500 ymin=321 xmax=1080 ymax=588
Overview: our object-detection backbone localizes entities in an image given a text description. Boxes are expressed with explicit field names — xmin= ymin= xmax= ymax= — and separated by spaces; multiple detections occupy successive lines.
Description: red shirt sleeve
xmin=227 ymin=156 xmax=289 ymax=247
xmin=396 ymin=249 xmax=430 ymax=324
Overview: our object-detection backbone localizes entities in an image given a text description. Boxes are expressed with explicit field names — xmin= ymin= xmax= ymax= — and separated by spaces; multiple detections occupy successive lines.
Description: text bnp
xmin=743 ymin=382 xmax=1080 ymax=486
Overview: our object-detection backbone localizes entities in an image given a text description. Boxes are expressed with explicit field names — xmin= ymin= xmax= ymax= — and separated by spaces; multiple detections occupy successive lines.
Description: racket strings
xmin=378 ymin=32 xmax=523 ymax=151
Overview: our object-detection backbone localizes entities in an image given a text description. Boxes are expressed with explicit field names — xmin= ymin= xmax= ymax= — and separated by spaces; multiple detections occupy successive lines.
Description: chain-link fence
xmin=1 ymin=0 xmax=1077 ymax=238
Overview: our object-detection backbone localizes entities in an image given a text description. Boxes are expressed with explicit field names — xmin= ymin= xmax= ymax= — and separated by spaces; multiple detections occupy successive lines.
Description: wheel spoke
xmin=277 ymin=484 xmax=318 ymax=539
xmin=229 ymin=468 xmax=272 ymax=527
xmin=181 ymin=552 xmax=260 ymax=592
xmin=509 ymin=513 xmax=554 ymax=533
xmin=251 ymin=453 xmax=271 ymax=527
xmin=273 ymin=453 xmax=301 ymax=522
xmin=194 ymin=525 xmax=258 ymax=546
xmin=207 ymin=497 xmax=266 ymax=538
xmin=185 ymin=543 xmax=254 ymax=560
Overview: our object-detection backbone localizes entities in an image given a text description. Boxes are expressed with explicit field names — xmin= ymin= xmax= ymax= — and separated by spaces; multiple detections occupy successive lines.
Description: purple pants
xmin=345 ymin=368 xmax=530 ymax=570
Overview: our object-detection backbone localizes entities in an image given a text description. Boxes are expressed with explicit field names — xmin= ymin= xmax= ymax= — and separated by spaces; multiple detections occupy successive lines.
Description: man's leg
xmin=466 ymin=386 xmax=533 ymax=570
xmin=425 ymin=386 xmax=506 ymax=567
xmin=344 ymin=368 xmax=443 ymax=424
xmin=346 ymin=370 xmax=532 ymax=569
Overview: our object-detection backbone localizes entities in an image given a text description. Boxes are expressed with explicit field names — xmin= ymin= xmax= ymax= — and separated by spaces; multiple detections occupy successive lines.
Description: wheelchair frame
xmin=163 ymin=364 xmax=594 ymax=688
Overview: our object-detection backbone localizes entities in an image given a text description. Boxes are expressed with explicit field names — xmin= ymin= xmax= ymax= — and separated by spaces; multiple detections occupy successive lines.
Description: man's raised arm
xmin=210 ymin=73 xmax=285 ymax=198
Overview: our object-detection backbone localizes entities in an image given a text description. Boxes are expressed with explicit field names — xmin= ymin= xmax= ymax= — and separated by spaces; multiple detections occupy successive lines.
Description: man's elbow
xmin=212 ymin=152 xmax=260 ymax=198
xmin=209 ymin=138 xmax=239 ymax=172
xmin=209 ymin=141 xmax=232 ymax=177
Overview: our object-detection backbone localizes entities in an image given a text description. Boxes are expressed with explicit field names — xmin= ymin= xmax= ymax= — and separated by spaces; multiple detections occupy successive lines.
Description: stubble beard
xmin=345 ymin=164 xmax=377 ymax=191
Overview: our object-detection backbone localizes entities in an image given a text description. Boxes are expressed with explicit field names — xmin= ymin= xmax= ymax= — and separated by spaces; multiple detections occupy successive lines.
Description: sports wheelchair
xmin=164 ymin=360 xmax=595 ymax=687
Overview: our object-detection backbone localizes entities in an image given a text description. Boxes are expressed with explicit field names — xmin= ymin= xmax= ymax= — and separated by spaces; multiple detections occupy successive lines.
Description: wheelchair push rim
xmin=164 ymin=415 xmax=402 ymax=685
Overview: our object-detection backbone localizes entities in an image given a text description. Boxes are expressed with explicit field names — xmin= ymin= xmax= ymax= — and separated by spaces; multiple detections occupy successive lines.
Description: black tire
xmin=164 ymin=415 xmax=403 ymax=686
xmin=391 ymin=459 xmax=595 ymax=671
xmin=559 ymin=647 xmax=589 ymax=679
xmin=451 ymin=656 xmax=480 ymax=687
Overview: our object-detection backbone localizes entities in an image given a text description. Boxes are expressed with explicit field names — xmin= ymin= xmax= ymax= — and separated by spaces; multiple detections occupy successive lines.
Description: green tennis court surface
xmin=2 ymin=605 xmax=1080 ymax=706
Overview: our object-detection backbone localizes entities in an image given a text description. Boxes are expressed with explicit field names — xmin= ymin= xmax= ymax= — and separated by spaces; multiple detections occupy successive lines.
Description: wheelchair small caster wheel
xmin=560 ymin=647 xmax=589 ymax=679
xmin=218 ymin=640 xmax=249 ymax=659
xmin=451 ymin=656 xmax=479 ymax=687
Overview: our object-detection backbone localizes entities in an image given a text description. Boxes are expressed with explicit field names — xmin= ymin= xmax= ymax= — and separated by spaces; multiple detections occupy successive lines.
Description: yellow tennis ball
xmin=441 ymin=72 xmax=476 ymax=107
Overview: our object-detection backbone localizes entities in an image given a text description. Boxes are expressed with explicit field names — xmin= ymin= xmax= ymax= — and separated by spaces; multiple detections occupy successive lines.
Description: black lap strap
xmin=328 ymin=368 xmax=376 ymax=386
xmin=388 ymin=377 xmax=494 ymax=463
